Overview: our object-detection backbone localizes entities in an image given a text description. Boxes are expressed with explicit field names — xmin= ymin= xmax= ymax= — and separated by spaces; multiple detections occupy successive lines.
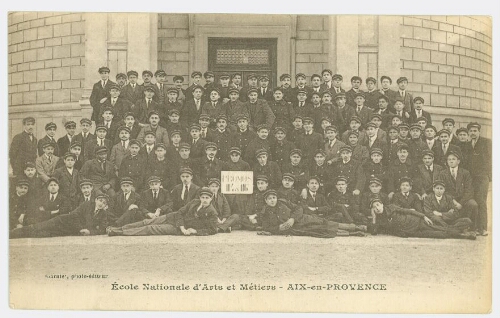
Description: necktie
xmin=300 ymin=102 xmax=304 ymax=107
xmin=153 ymin=191 xmax=158 ymax=200
xmin=86 ymin=197 xmax=89 ymax=202
xmin=68 ymin=136 xmax=72 ymax=143
xmin=426 ymin=165 xmax=430 ymax=172
xmin=102 ymin=80 xmax=106 ymax=88
xmin=50 ymin=194 xmax=54 ymax=202
xmin=122 ymin=141 xmax=126 ymax=148
xmin=196 ymin=100 xmax=200 ymax=109
xmin=401 ymin=91 xmax=404 ymax=98
xmin=472 ymin=139 xmax=476 ymax=149
xmin=112 ymin=98 xmax=116 ymax=106
xmin=357 ymin=106 xmax=361 ymax=113
xmin=398 ymin=111 xmax=402 ymax=116
xmin=124 ymin=193 xmax=128 ymax=201
xmin=29 ymin=134 xmax=33 ymax=142
xmin=147 ymin=99 xmax=151 ymax=108
xmin=212 ymin=102 xmax=216 ymax=108
xmin=311 ymin=193 xmax=316 ymax=201
xmin=101 ymin=161 xmax=105 ymax=171
xmin=443 ymin=144 xmax=447 ymax=154
xmin=451 ymin=169 xmax=457 ymax=180
xmin=132 ymin=84 xmax=135 ymax=91
xmin=182 ymin=185 xmax=188 ymax=201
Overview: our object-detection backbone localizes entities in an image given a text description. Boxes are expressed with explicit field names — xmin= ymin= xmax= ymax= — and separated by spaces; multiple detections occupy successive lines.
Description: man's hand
xmin=353 ymin=189 xmax=360 ymax=196
xmin=146 ymin=213 xmax=157 ymax=219
xmin=102 ymin=184 xmax=111 ymax=191
xmin=39 ymin=207 xmax=45 ymax=211
xmin=327 ymin=159 xmax=334 ymax=165
xmin=300 ymin=188 xmax=307 ymax=200
xmin=187 ymin=228 xmax=197 ymax=235
xmin=447 ymin=209 xmax=455 ymax=214
xmin=454 ymin=202 xmax=463 ymax=210
xmin=155 ymin=208 xmax=161 ymax=217
xmin=421 ymin=193 xmax=428 ymax=200
xmin=16 ymin=224 xmax=23 ymax=229
xmin=128 ymin=204 xmax=139 ymax=210
xmin=100 ymin=97 xmax=108 ymax=103
xmin=18 ymin=214 xmax=25 ymax=224
xmin=415 ymin=193 xmax=422 ymax=200
xmin=222 ymin=98 xmax=230 ymax=104
xmin=433 ymin=211 xmax=443 ymax=217
xmin=180 ymin=227 xmax=190 ymax=236
xmin=388 ymin=192 xmax=394 ymax=200
xmin=218 ymin=218 xmax=224 ymax=224
xmin=80 ymin=229 xmax=91 ymax=236
xmin=423 ymin=216 xmax=433 ymax=225
xmin=51 ymin=209 xmax=59 ymax=215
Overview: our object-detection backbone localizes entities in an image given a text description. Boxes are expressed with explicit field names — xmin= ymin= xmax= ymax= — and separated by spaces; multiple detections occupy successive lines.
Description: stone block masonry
xmin=8 ymin=12 xmax=85 ymax=107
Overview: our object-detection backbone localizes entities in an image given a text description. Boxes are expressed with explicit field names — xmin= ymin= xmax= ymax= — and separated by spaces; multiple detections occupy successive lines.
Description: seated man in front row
xmin=11 ymin=194 xmax=110 ymax=238
xmin=106 ymin=187 xmax=218 ymax=236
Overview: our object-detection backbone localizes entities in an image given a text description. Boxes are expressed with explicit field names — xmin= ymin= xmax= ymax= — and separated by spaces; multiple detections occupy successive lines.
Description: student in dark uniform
xmin=222 ymin=88 xmax=249 ymax=133
xmin=187 ymin=124 xmax=207 ymax=159
xmin=308 ymin=149 xmax=335 ymax=195
xmin=361 ymin=148 xmax=387 ymax=191
xmin=409 ymin=97 xmax=432 ymax=125
xmin=120 ymin=70 xmax=143 ymax=104
xmin=244 ymin=125 xmax=272 ymax=165
xmin=117 ymin=112 xmax=141 ymax=143
xmin=141 ymin=175 xmax=174 ymax=218
xmin=74 ymin=118 xmax=94 ymax=160
xmin=364 ymin=77 xmax=382 ymax=110
xmin=172 ymin=75 xmax=186 ymax=106
xmin=181 ymin=85 xmax=204 ymax=127
xmin=353 ymin=92 xmax=373 ymax=127
xmin=253 ymin=148 xmax=282 ymax=189
xmin=270 ymin=126 xmax=295 ymax=170
xmin=11 ymin=193 xmax=110 ymax=239
xmin=164 ymin=87 xmax=182 ymax=118
xmin=386 ymin=144 xmax=419 ymax=199
xmin=466 ymin=122 xmax=491 ymax=236
xmin=29 ymin=177 xmax=72 ymax=225
xmin=10 ymin=117 xmax=38 ymax=177
xmin=154 ymin=69 xmax=168 ymax=106
xmin=301 ymin=176 xmax=331 ymax=219
xmin=245 ymin=88 xmax=275 ymax=131
xmin=140 ymin=70 xmax=158 ymax=102
xmin=106 ymin=187 xmax=218 ymax=237
xmin=370 ymin=198 xmax=475 ymax=239
xmin=309 ymin=74 xmax=322 ymax=97
xmin=327 ymin=176 xmax=363 ymax=224
xmin=52 ymin=153 xmax=80 ymax=210
xmin=379 ymin=76 xmax=398 ymax=112
xmin=269 ymin=87 xmax=294 ymax=130
xmin=335 ymin=92 xmax=356 ymax=135
xmin=79 ymin=145 xmax=117 ymax=197
xmin=170 ymin=168 xmax=200 ymax=211
xmin=257 ymin=75 xmax=274 ymax=102
xmin=211 ymin=115 xmax=232 ymax=161
xmin=359 ymin=177 xmax=389 ymax=222
xmin=333 ymin=145 xmax=365 ymax=196
xmin=441 ymin=118 xmax=460 ymax=146
xmin=435 ymin=129 xmax=461 ymax=167
xmin=415 ymin=150 xmax=445 ymax=200
xmin=281 ymin=148 xmax=309 ymax=191
xmin=19 ymin=162 xmax=43 ymax=202
xmin=137 ymin=110 xmax=170 ymax=146
xmin=407 ymin=124 xmax=427 ymax=165
xmin=278 ymin=73 xmax=295 ymax=103
xmin=331 ymin=74 xmax=345 ymax=95
xmin=345 ymin=76 xmax=364 ymax=108
xmin=36 ymin=140 xmax=59 ymax=183
xmin=89 ymin=66 xmax=114 ymax=122
xmin=84 ymin=125 xmax=112 ymax=162
xmin=373 ymin=95 xmax=394 ymax=130
xmin=260 ymin=190 xmax=367 ymax=238
xmin=184 ymin=71 xmax=203 ymax=102
xmin=193 ymin=142 xmax=225 ymax=186
xmin=107 ymin=177 xmax=145 ymax=227
xmin=294 ymin=117 xmax=324 ymax=164
xmin=119 ymin=139 xmax=147 ymax=192
xmin=133 ymin=86 xmax=162 ymax=125
xmin=202 ymin=71 xmax=216 ymax=103
xmin=423 ymin=124 xmax=442 ymax=154
xmin=98 ymin=84 xmax=133 ymax=121
xmin=277 ymin=173 xmax=300 ymax=204
xmin=396 ymin=77 xmax=413 ymax=113
xmin=76 ymin=179 xmax=96 ymax=207
xmin=319 ymin=69 xmax=333 ymax=93
xmin=291 ymin=73 xmax=313 ymax=103
xmin=145 ymin=143 xmax=169 ymax=183
xmin=293 ymin=88 xmax=313 ymax=119
xmin=207 ymin=178 xmax=237 ymax=233
xmin=56 ymin=121 xmax=77 ymax=155
xmin=423 ymin=180 xmax=474 ymax=232
xmin=363 ymin=122 xmax=388 ymax=161
xmin=38 ymin=122 xmax=60 ymax=157
xmin=10 ymin=179 xmax=31 ymax=230
xmin=391 ymin=177 xmax=422 ymax=212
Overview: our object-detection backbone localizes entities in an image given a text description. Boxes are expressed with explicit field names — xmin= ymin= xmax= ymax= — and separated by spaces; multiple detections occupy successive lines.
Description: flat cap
xmin=282 ymin=173 xmax=295 ymax=181
xmin=142 ymin=70 xmax=153 ymax=77
xmin=116 ymin=73 xmax=127 ymax=80
xmin=295 ymin=73 xmax=306 ymax=79
xmin=95 ymin=145 xmax=108 ymax=154
xmin=229 ymin=147 xmax=242 ymax=155
xmin=413 ymin=96 xmax=424 ymax=104
xmin=351 ymin=76 xmax=362 ymax=82
xmin=155 ymin=143 xmax=167 ymax=150
xmin=120 ymin=177 xmax=134 ymax=185
xmin=467 ymin=122 xmax=481 ymax=130
xmin=247 ymin=87 xmax=259 ymax=95
xmin=203 ymin=71 xmax=215 ymax=78
xmin=16 ymin=179 xmax=30 ymax=187
xmin=64 ymin=121 xmax=76 ymax=128
xmin=255 ymin=175 xmax=269 ymax=182
xmin=207 ymin=178 xmax=221 ymax=186
xmin=397 ymin=77 xmax=408 ymax=84
xmin=433 ymin=180 xmax=446 ymax=188
xmin=349 ymin=116 xmax=362 ymax=124
xmin=380 ymin=75 xmax=392 ymax=84
xmin=279 ymin=73 xmax=291 ymax=81
xmin=147 ymin=175 xmax=162 ymax=184
xmin=95 ymin=124 xmax=108 ymax=132
xmin=80 ymin=118 xmax=92 ymax=125
xmin=45 ymin=122 xmax=57 ymax=130
xmin=339 ymin=145 xmax=353 ymax=153
xmin=366 ymin=77 xmax=377 ymax=84
xmin=79 ymin=179 xmax=93 ymax=187
xmin=172 ymin=75 xmax=184 ymax=82
xmin=179 ymin=143 xmax=191 ymax=150
xmin=129 ymin=139 xmax=142 ymax=147
xmin=179 ymin=167 xmax=194 ymax=175
xmin=205 ymin=142 xmax=218 ymax=150
xmin=189 ymin=124 xmax=201 ymax=131
xmin=154 ymin=69 xmax=166 ymax=77
xmin=255 ymin=148 xmax=269 ymax=158
xmin=332 ymin=74 xmax=343 ymax=81
xmin=442 ymin=118 xmax=455 ymax=126
xmin=289 ymin=149 xmax=302 ymax=157
xmin=191 ymin=71 xmax=202 ymax=78
xmin=228 ymin=87 xmax=240 ymax=95
xmin=127 ymin=70 xmax=138 ymax=77
xmin=321 ymin=69 xmax=333 ymax=76
xmin=438 ymin=129 xmax=451 ymax=136
xmin=167 ymin=87 xmax=179 ymax=95
xmin=98 ymin=66 xmax=110 ymax=73
xmin=370 ymin=148 xmax=383 ymax=156
xmin=263 ymin=189 xmax=277 ymax=199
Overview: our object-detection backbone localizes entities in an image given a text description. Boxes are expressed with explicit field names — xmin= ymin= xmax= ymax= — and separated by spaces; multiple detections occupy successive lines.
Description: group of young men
xmin=9 ymin=66 xmax=491 ymax=239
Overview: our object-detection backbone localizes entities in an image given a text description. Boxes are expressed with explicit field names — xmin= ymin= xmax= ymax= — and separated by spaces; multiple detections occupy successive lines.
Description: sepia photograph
xmin=5 ymin=5 xmax=494 ymax=314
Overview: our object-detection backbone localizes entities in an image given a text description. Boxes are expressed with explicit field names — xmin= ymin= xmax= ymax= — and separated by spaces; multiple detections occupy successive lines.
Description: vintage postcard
xmin=7 ymin=11 xmax=492 ymax=313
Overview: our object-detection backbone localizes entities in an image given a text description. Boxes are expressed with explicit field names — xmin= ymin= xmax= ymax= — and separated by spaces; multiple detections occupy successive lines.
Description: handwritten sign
xmin=221 ymin=171 xmax=253 ymax=194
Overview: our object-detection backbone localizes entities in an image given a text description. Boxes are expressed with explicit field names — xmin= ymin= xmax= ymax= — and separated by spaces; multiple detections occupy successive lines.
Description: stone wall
xmin=8 ymin=12 xmax=87 ymax=140
xmin=295 ymin=15 xmax=330 ymax=78
xmin=400 ymin=16 xmax=492 ymax=134
xmin=157 ymin=14 xmax=190 ymax=87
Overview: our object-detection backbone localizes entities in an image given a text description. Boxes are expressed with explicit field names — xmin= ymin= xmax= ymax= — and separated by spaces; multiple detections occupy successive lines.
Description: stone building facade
xmin=8 ymin=13 xmax=492 ymax=142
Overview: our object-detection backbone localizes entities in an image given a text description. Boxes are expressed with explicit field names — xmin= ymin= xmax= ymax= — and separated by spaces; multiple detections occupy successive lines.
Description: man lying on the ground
xmin=258 ymin=190 xmax=367 ymax=238
xmin=369 ymin=198 xmax=476 ymax=240
xmin=10 ymin=194 xmax=110 ymax=239
xmin=106 ymin=187 xmax=218 ymax=236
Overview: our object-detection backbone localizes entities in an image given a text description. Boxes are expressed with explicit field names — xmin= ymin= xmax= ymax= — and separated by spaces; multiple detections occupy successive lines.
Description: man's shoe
xmin=480 ymin=230 xmax=488 ymax=236
xmin=355 ymin=225 xmax=368 ymax=232
xmin=460 ymin=231 xmax=476 ymax=240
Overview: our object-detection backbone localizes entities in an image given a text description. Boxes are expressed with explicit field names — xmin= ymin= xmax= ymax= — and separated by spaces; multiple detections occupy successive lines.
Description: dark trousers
xmin=218 ymin=214 xmax=240 ymax=231
xmin=472 ymin=175 xmax=489 ymax=232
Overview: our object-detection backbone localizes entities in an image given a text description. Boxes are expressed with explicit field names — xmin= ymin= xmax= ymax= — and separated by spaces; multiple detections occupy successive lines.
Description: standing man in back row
xmin=89 ymin=66 xmax=115 ymax=122
xmin=10 ymin=117 xmax=38 ymax=177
